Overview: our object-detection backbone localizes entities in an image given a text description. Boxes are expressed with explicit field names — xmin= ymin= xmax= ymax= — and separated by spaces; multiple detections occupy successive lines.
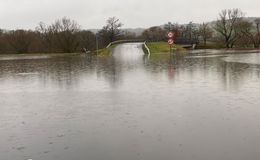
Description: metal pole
xmin=96 ymin=32 xmax=99 ymax=54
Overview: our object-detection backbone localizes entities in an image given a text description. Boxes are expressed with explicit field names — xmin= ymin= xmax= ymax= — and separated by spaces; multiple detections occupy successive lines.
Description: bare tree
xmin=253 ymin=18 xmax=260 ymax=48
xmin=36 ymin=22 xmax=57 ymax=52
xmin=99 ymin=17 xmax=123 ymax=44
xmin=5 ymin=30 xmax=35 ymax=53
xmin=0 ymin=29 xmax=7 ymax=54
xmin=199 ymin=23 xmax=213 ymax=45
xmin=235 ymin=19 xmax=260 ymax=48
xmin=233 ymin=20 xmax=252 ymax=47
xmin=53 ymin=17 xmax=81 ymax=53
xmin=37 ymin=17 xmax=81 ymax=53
xmin=77 ymin=30 xmax=96 ymax=51
xmin=214 ymin=9 xmax=245 ymax=48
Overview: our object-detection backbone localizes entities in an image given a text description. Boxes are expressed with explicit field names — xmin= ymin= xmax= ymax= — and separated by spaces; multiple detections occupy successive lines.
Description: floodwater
xmin=1 ymin=43 xmax=260 ymax=160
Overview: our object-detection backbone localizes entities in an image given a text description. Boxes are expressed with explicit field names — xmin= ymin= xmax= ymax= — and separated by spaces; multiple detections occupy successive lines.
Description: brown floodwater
xmin=1 ymin=43 xmax=260 ymax=160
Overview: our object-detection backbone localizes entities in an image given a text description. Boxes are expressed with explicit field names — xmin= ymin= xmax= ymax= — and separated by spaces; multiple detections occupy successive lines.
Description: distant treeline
xmin=0 ymin=17 xmax=137 ymax=54
xmin=143 ymin=9 xmax=260 ymax=48
xmin=0 ymin=8 xmax=260 ymax=54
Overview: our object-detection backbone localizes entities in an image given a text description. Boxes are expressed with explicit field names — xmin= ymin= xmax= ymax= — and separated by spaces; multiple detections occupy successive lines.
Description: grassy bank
xmin=0 ymin=44 xmax=119 ymax=57
xmin=93 ymin=48 xmax=110 ymax=56
xmin=144 ymin=42 xmax=186 ymax=54
xmin=93 ymin=44 xmax=119 ymax=56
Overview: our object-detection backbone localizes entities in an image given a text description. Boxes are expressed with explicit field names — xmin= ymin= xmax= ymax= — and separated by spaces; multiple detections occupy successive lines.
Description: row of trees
xmin=215 ymin=9 xmax=260 ymax=48
xmin=1 ymin=8 xmax=260 ymax=54
xmin=142 ymin=22 xmax=200 ymax=44
xmin=142 ymin=9 xmax=260 ymax=48
xmin=0 ymin=18 xmax=95 ymax=54
xmin=0 ymin=17 xmax=128 ymax=54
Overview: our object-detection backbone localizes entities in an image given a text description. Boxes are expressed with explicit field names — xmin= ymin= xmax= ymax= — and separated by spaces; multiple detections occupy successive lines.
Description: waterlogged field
xmin=1 ymin=43 xmax=260 ymax=160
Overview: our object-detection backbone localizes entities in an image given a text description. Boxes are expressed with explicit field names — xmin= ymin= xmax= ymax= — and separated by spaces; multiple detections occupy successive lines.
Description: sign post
xmin=167 ymin=32 xmax=174 ymax=39
xmin=168 ymin=39 xmax=174 ymax=45
xmin=167 ymin=31 xmax=175 ymax=53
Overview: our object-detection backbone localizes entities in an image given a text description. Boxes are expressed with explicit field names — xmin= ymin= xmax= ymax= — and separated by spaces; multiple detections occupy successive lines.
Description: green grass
xmin=145 ymin=42 xmax=186 ymax=54
xmin=0 ymin=43 xmax=119 ymax=57
xmin=0 ymin=52 xmax=81 ymax=57
xmin=93 ymin=44 xmax=118 ymax=56
xmin=93 ymin=48 xmax=110 ymax=56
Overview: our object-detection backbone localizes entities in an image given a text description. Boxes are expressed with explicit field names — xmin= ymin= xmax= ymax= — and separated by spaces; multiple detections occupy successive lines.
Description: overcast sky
xmin=0 ymin=0 xmax=259 ymax=30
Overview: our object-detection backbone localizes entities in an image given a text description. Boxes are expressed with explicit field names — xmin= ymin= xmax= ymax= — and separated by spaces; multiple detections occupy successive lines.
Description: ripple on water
xmin=1 ymin=47 xmax=260 ymax=160
xmin=222 ymin=53 xmax=260 ymax=65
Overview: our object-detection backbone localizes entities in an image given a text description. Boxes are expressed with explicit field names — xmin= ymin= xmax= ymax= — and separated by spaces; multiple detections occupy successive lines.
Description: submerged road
xmin=1 ymin=43 xmax=260 ymax=160
xmin=112 ymin=43 xmax=145 ymax=63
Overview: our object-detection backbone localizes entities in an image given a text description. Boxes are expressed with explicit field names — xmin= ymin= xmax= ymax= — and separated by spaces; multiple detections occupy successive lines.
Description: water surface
xmin=1 ymin=43 xmax=260 ymax=160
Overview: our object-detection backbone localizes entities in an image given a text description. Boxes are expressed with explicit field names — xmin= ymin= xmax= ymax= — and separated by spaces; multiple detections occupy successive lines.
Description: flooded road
xmin=1 ymin=43 xmax=260 ymax=160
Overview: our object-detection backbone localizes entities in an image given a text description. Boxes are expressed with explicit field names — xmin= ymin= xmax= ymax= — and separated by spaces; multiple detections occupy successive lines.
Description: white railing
xmin=143 ymin=41 xmax=151 ymax=58
xmin=106 ymin=39 xmax=145 ymax=48
xmin=106 ymin=39 xmax=151 ymax=58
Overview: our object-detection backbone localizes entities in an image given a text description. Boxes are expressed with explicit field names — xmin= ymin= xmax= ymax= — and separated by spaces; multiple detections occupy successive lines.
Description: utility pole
xmin=96 ymin=32 xmax=99 ymax=54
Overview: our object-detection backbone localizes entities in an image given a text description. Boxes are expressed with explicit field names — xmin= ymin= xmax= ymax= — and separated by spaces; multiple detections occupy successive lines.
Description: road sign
xmin=168 ymin=39 xmax=174 ymax=45
xmin=167 ymin=32 xmax=174 ymax=38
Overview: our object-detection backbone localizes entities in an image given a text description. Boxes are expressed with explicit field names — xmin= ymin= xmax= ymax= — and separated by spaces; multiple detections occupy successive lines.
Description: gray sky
xmin=0 ymin=0 xmax=259 ymax=30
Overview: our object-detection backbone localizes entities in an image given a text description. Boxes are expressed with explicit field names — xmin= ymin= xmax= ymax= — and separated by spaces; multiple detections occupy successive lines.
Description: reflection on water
xmin=1 ymin=44 xmax=260 ymax=160
xmin=112 ymin=43 xmax=144 ymax=64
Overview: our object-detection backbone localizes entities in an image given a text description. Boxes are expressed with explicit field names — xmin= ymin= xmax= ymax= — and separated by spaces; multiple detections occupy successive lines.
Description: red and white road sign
xmin=168 ymin=39 xmax=174 ymax=45
xmin=167 ymin=32 xmax=174 ymax=38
